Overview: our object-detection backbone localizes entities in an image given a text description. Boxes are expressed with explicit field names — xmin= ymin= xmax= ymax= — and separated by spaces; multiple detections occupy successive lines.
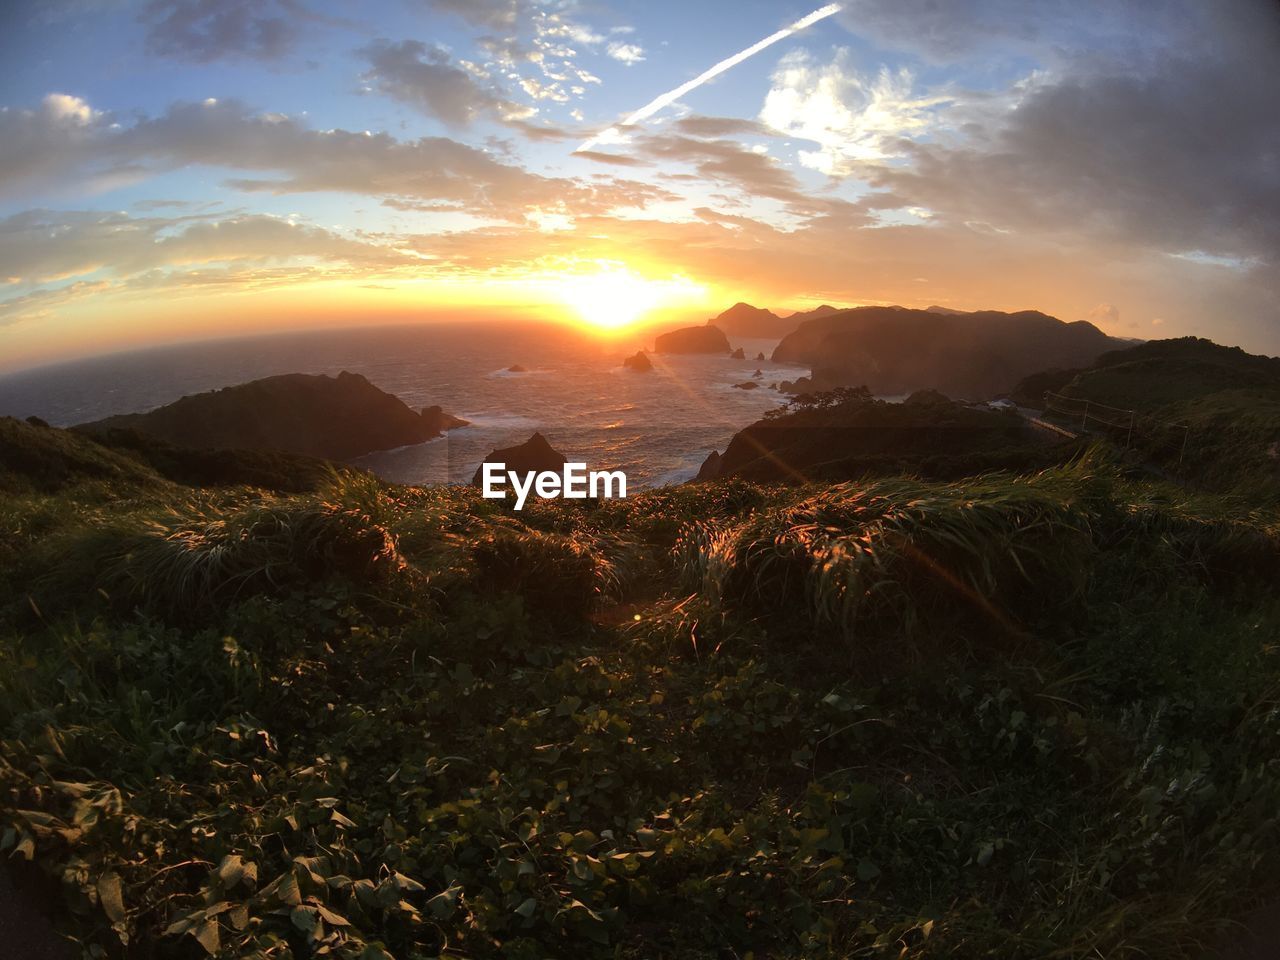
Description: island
xmin=654 ymin=323 xmax=731 ymax=354
xmin=471 ymin=431 xmax=567 ymax=486
xmin=622 ymin=350 xmax=653 ymax=372
xmin=76 ymin=371 xmax=467 ymax=462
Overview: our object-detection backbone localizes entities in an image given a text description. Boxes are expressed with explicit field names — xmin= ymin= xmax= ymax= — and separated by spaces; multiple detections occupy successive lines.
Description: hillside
xmin=695 ymin=389 xmax=1075 ymax=483
xmin=711 ymin=302 xmax=841 ymax=338
xmin=772 ymin=306 xmax=1127 ymax=399
xmin=3 ymin=424 xmax=1280 ymax=958
xmin=77 ymin=371 xmax=466 ymax=461
xmin=1025 ymin=337 xmax=1280 ymax=494
xmin=1 ymin=415 xmax=351 ymax=494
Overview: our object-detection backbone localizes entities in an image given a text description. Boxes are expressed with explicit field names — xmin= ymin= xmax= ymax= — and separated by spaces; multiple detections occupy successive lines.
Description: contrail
xmin=577 ymin=3 xmax=843 ymax=152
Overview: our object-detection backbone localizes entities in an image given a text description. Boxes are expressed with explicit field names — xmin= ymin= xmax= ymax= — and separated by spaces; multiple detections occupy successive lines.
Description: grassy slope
xmin=3 ymin=430 xmax=1280 ymax=958
xmin=1048 ymin=339 xmax=1280 ymax=496
xmin=714 ymin=392 xmax=1079 ymax=482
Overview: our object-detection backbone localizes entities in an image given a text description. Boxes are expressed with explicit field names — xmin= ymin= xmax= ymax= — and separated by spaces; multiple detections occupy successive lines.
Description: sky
xmin=0 ymin=0 xmax=1277 ymax=372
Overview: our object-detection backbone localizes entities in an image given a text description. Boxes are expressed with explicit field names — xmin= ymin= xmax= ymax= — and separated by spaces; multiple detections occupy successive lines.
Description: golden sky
xmin=1 ymin=0 xmax=1277 ymax=371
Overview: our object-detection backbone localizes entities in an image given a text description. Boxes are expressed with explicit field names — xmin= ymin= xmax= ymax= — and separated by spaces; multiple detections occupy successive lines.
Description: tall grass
xmin=5 ymin=447 xmax=1280 ymax=959
xmin=676 ymin=463 xmax=1102 ymax=648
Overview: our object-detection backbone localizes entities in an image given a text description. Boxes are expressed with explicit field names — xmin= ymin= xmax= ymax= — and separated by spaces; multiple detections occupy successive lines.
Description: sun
xmin=555 ymin=265 xmax=705 ymax=330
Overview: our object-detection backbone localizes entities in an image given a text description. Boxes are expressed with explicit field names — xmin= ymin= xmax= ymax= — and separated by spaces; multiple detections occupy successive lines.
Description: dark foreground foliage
xmin=3 ymin=443 xmax=1280 ymax=958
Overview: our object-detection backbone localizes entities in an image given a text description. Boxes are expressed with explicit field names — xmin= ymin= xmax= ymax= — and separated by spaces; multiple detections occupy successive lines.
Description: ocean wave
xmin=458 ymin=413 xmax=541 ymax=430
xmin=487 ymin=367 xmax=551 ymax=379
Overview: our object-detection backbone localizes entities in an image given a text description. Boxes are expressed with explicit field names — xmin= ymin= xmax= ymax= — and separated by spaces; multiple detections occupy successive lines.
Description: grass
xmin=1043 ymin=338 xmax=1280 ymax=498
xmin=3 ymin=442 xmax=1280 ymax=959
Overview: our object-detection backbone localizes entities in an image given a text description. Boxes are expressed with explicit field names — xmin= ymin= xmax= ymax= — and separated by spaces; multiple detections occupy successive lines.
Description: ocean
xmin=0 ymin=322 xmax=802 ymax=487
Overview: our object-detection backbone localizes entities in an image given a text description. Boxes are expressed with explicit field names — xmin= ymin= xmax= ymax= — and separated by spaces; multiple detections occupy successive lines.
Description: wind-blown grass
xmin=3 ymin=447 xmax=1280 ymax=959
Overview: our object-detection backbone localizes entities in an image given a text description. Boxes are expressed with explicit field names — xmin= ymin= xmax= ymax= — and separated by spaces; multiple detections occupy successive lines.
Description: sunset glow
xmin=0 ymin=1 xmax=1275 ymax=365
xmin=554 ymin=266 xmax=707 ymax=331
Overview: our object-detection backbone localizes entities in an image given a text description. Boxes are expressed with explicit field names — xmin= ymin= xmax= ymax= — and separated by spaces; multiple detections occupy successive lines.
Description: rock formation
xmin=694 ymin=450 xmax=722 ymax=481
xmin=422 ymin=405 xmax=470 ymax=432
xmin=730 ymin=347 xmax=746 ymax=360
xmin=471 ymin=432 xmax=567 ymax=486
xmin=623 ymin=351 xmax=653 ymax=372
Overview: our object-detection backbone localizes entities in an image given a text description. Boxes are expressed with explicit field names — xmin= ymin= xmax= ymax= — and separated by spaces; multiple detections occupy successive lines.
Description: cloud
xmin=0 ymin=96 xmax=672 ymax=221
xmin=0 ymin=94 xmax=109 ymax=194
xmin=633 ymin=133 xmax=815 ymax=209
xmin=1088 ymin=302 xmax=1119 ymax=325
xmin=359 ymin=39 xmax=531 ymax=126
xmin=0 ymin=208 xmax=426 ymax=328
xmin=773 ymin=2 xmax=1279 ymax=273
xmin=422 ymin=0 xmax=607 ymax=107
xmin=866 ymin=50 xmax=1280 ymax=265
xmin=0 ymin=281 xmax=111 ymax=328
xmin=674 ymin=115 xmax=771 ymax=138
xmin=573 ymin=150 xmax=649 ymax=167
xmin=0 ymin=209 xmax=407 ymax=287
xmin=139 ymin=0 xmax=308 ymax=62
xmin=579 ymin=3 xmax=844 ymax=151
xmin=423 ymin=0 xmax=521 ymax=30
xmin=606 ymin=41 xmax=645 ymax=64
xmin=760 ymin=49 xmax=953 ymax=172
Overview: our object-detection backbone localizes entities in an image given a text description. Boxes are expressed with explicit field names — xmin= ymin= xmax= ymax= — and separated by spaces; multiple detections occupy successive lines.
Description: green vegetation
xmin=1027 ymin=338 xmax=1280 ymax=497
xmin=706 ymin=388 xmax=1079 ymax=482
xmin=3 ymin=425 xmax=1280 ymax=958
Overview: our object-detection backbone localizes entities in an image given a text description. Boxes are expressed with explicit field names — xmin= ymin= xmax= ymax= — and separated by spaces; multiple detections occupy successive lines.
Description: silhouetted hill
xmin=772 ymin=306 xmax=1126 ymax=399
xmin=711 ymin=302 xmax=842 ymax=338
xmin=1 ymin=416 xmax=164 ymax=493
xmin=1032 ymin=337 xmax=1280 ymax=493
xmin=695 ymin=388 xmax=1075 ymax=483
xmin=654 ymin=324 xmax=730 ymax=353
xmin=1 ymin=416 xmax=348 ymax=494
xmin=711 ymin=302 xmax=782 ymax=337
xmin=77 ymin=371 xmax=466 ymax=461
xmin=86 ymin=426 xmax=340 ymax=492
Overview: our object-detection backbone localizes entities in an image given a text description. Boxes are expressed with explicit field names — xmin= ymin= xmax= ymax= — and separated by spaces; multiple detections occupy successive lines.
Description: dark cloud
xmin=139 ymin=0 xmax=308 ymax=62
xmin=673 ymin=116 xmax=771 ymax=139
xmin=358 ymin=39 xmax=525 ymax=127
xmin=573 ymin=150 xmax=649 ymax=167
xmin=834 ymin=0 xmax=1273 ymax=66
xmin=868 ymin=52 xmax=1280 ymax=265
xmin=423 ymin=0 xmax=522 ymax=31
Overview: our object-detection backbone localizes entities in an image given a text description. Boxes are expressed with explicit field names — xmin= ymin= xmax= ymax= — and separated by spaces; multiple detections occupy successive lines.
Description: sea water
xmin=0 ymin=322 xmax=801 ymax=487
